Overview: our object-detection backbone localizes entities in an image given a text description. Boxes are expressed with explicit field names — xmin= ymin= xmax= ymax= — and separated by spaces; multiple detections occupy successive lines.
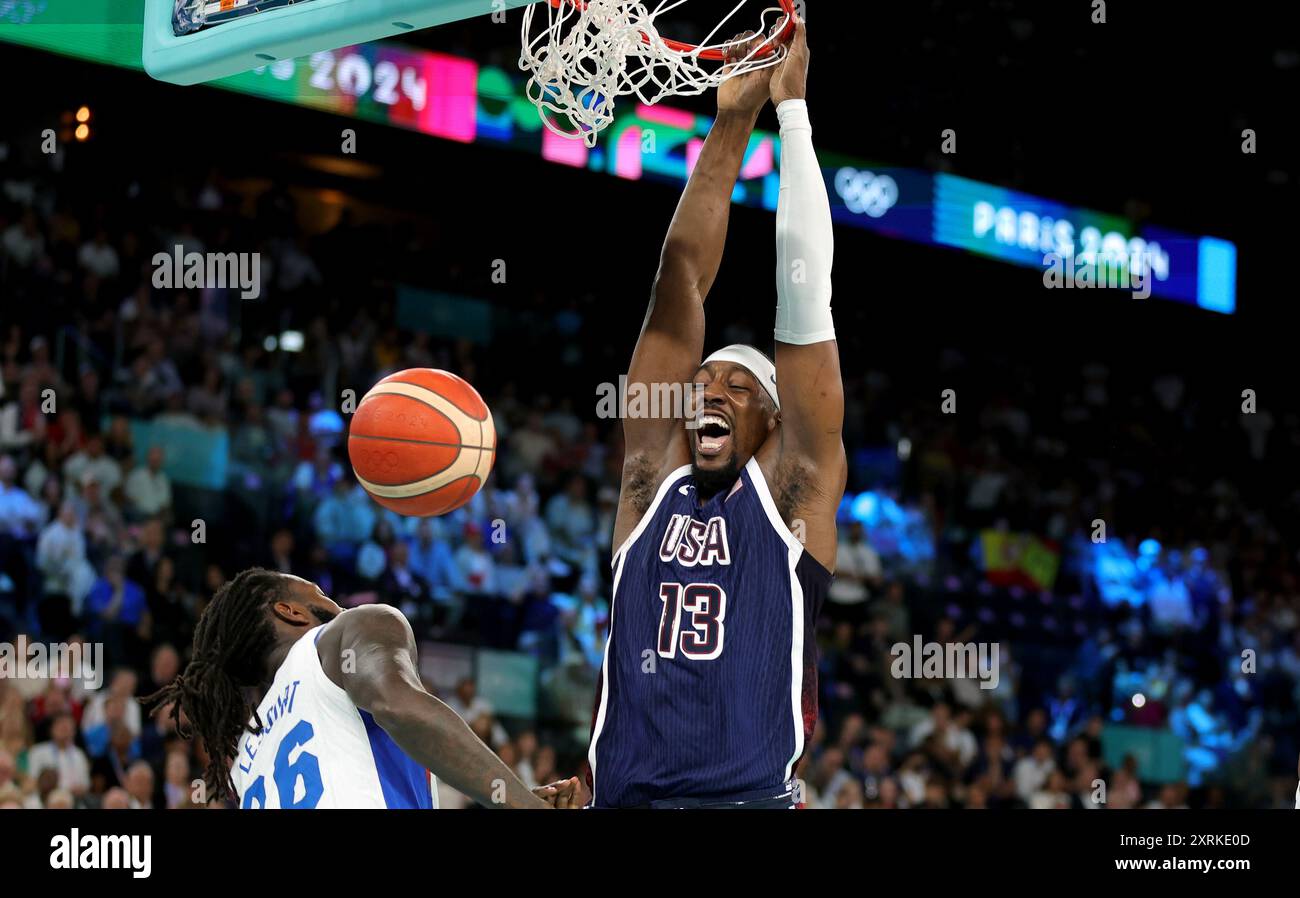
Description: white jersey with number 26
xmin=231 ymin=625 xmax=438 ymax=809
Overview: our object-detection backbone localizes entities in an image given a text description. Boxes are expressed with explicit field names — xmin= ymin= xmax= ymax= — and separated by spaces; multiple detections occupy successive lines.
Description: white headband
xmin=702 ymin=344 xmax=779 ymax=410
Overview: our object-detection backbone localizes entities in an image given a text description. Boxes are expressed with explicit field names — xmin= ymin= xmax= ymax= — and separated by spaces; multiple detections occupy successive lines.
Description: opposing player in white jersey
xmin=150 ymin=567 xmax=578 ymax=808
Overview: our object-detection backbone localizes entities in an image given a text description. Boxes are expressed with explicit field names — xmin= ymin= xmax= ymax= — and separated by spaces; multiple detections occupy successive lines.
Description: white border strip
xmin=744 ymin=456 xmax=806 ymax=780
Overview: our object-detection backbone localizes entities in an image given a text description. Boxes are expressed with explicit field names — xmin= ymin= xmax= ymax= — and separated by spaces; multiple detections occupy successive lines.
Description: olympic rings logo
xmin=834 ymin=167 xmax=899 ymax=218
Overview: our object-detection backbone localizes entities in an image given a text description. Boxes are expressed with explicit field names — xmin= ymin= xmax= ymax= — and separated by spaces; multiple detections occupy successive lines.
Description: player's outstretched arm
xmin=769 ymin=19 xmax=847 ymax=570
xmin=318 ymin=605 xmax=548 ymax=808
xmin=621 ymin=38 xmax=770 ymax=462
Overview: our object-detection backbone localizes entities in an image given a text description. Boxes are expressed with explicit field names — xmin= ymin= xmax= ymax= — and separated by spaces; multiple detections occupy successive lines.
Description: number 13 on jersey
xmin=657 ymin=582 xmax=727 ymax=660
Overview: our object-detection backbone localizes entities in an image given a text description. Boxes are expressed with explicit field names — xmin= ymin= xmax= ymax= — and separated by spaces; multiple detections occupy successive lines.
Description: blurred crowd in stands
xmin=2 ymin=145 xmax=1299 ymax=811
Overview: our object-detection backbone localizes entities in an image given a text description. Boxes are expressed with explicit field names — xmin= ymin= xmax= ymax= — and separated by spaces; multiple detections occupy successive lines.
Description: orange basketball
xmin=347 ymin=369 xmax=496 ymax=517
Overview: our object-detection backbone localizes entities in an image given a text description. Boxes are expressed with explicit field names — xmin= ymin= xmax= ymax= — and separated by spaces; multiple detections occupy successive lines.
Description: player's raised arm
xmin=769 ymin=19 xmax=847 ymax=567
xmin=317 ymin=605 xmax=548 ymax=809
xmin=622 ymin=38 xmax=771 ymax=461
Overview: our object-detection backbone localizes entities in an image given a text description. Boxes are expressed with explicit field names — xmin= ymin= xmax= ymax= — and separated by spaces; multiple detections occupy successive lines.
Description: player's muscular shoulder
xmin=317 ymin=605 xmax=414 ymax=687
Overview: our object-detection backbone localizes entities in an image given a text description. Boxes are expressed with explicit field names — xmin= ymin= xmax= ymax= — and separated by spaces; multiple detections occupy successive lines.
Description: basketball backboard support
xmin=142 ymin=0 xmax=540 ymax=85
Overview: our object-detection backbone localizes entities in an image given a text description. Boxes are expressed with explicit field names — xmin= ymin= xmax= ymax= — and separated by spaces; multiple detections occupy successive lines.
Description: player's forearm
xmin=774 ymin=99 xmax=835 ymax=345
xmin=376 ymin=692 xmax=546 ymax=809
xmin=657 ymin=108 xmax=759 ymax=299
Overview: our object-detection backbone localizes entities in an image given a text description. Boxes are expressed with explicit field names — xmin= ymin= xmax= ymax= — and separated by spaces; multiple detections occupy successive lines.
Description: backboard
xmin=142 ymin=0 xmax=540 ymax=85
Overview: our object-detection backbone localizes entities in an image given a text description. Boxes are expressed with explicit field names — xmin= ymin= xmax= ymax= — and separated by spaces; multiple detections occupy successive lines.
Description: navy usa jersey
xmin=588 ymin=456 xmax=830 ymax=807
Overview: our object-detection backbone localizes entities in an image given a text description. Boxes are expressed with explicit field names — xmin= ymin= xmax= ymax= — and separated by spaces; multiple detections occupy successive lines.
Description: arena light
xmin=76 ymin=105 xmax=91 ymax=123
xmin=1131 ymin=693 xmax=1147 ymax=709
xmin=74 ymin=124 xmax=90 ymax=141
xmin=278 ymin=330 xmax=304 ymax=352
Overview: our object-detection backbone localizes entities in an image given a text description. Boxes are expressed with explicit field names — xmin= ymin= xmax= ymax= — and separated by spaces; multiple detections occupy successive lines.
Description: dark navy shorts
xmin=624 ymin=784 xmax=797 ymax=809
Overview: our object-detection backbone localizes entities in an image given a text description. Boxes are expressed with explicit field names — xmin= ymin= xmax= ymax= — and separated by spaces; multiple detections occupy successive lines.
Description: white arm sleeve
xmin=774 ymin=99 xmax=836 ymax=345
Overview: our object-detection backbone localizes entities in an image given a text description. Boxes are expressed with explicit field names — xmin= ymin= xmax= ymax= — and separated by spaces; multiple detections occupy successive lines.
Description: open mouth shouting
xmin=695 ymin=412 xmax=733 ymax=458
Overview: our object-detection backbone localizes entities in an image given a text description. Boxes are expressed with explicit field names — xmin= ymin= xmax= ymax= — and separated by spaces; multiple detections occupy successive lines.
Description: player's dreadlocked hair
xmin=145 ymin=567 xmax=287 ymax=802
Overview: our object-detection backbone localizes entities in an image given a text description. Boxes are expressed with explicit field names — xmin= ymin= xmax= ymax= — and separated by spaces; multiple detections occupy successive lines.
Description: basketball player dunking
xmin=584 ymin=18 xmax=846 ymax=808
xmin=150 ymin=568 xmax=580 ymax=808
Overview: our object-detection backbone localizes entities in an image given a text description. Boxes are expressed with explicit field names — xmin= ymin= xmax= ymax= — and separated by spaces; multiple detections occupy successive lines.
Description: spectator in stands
xmin=82 ymin=669 xmax=142 ymax=751
xmin=27 ymin=768 xmax=59 ymax=809
xmin=76 ymin=473 xmax=124 ymax=565
xmin=140 ymin=342 xmax=184 ymax=405
xmin=514 ymin=480 xmax=554 ymax=568
xmin=565 ymin=573 xmax=608 ymax=669
xmin=77 ymin=229 xmax=120 ymax=281
xmin=356 ymin=517 xmax=395 ymax=586
xmin=871 ymin=580 xmax=911 ymax=643
xmin=1012 ymin=707 xmax=1050 ymax=756
xmin=1029 ymin=770 xmax=1072 ymax=809
xmin=148 ymin=557 xmax=193 ymax=647
xmin=72 ymin=367 xmax=104 ymax=438
xmin=31 ymin=470 xmax=63 ymax=525
xmin=454 ymin=522 xmax=497 ymax=597
xmin=266 ymin=527 xmax=298 ymax=575
xmin=63 ymin=434 xmax=121 ymax=499
xmin=35 ymin=499 xmax=95 ymax=612
xmin=27 ymin=713 xmax=90 ymax=798
xmin=442 ymin=678 xmax=508 ymax=747
xmin=28 ymin=680 xmax=80 ymax=742
xmin=0 ymin=453 xmax=42 ymax=603
xmin=147 ymin=644 xmax=181 ymax=697
xmin=0 ymin=381 xmax=38 ymax=452
xmin=543 ymin=396 xmax=582 ymax=445
xmin=1073 ymin=760 xmax=1105 ymax=808
xmin=380 ymin=538 xmax=431 ymax=621
xmin=101 ymin=787 xmax=131 ymax=809
xmin=43 ymin=788 xmax=74 ymax=809
xmin=229 ymin=402 xmax=275 ymax=491
xmin=305 ymin=391 xmax=345 ymax=447
xmin=85 ymin=554 xmax=148 ymax=666
xmin=187 ymin=364 xmax=228 ymax=424
xmin=408 ymin=517 xmax=457 ymax=602
xmin=103 ymin=416 xmax=135 ymax=464
xmin=293 ymin=446 xmax=343 ymax=507
xmin=125 ymin=760 xmax=155 ymax=809
xmin=89 ymin=719 xmax=138 ymax=794
xmin=0 ymin=693 xmax=31 ymax=773
xmin=266 ymin=387 xmax=300 ymax=449
xmin=163 ymin=750 xmax=193 ymax=809
xmin=313 ymin=478 xmax=375 ymax=566
xmin=861 ymin=741 xmax=896 ymax=802
xmin=124 ymin=445 xmax=172 ymax=521
xmin=512 ymin=731 xmax=539 ymax=788
xmin=506 ymin=411 xmax=556 ymax=480
xmin=544 ymin=474 xmax=596 ymax=574
xmin=22 ymin=336 xmax=62 ymax=395
xmin=2 ymin=209 xmax=46 ymax=270
xmin=808 ymin=747 xmax=852 ymax=809
xmin=834 ymin=778 xmax=867 ymax=809
xmin=1108 ymin=764 xmax=1142 ymax=809
xmin=127 ymin=516 xmax=168 ymax=597
xmin=0 ymin=748 xmax=24 ymax=799
xmin=1014 ymin=740 xmax=1057 ymax=804
xmin=0 ymin=453 xmax=42 ymax=538
xmin=827 ymin=521 xmax=883 ymax=624
xmin=914 ymin=702 xmax=978 ymax=773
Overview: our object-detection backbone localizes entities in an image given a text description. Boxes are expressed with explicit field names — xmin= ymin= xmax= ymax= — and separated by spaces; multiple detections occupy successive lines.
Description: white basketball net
xmin=520 ymin=0 xmax=793 ymax=146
